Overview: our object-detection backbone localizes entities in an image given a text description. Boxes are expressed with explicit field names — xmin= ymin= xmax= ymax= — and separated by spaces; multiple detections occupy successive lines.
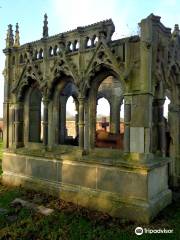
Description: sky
xmin=0 ymin=0 xmax=178 ymax=118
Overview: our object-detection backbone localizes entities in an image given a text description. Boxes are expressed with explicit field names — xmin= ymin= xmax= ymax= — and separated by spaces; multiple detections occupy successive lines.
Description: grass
xmin=0 ymin=185 xmax=179 ymax=240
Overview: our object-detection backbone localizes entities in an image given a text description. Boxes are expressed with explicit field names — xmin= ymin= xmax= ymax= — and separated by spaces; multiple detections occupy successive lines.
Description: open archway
xmin=28 ymin=88 xmax=42 ymax=143
xmin=86 ymin=70 xmax=125 ymax=150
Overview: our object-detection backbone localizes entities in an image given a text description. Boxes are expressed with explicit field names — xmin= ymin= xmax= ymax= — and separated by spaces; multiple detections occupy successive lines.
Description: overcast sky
xmin=0 ymin=0 xmax=177 ymax=117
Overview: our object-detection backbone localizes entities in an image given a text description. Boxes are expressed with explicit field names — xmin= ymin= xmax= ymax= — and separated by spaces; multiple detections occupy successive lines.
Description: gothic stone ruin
xmin=2 ymin=14 xmax=180 ymax=223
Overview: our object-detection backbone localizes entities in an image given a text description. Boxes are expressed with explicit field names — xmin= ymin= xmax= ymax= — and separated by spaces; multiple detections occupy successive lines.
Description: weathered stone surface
xmin=97 ymin=167 xmax=147 ymax=199
xmin=26 ymin=158 xmax=58 ymax=182
xmin=130 ymin=127 xmax=144 ymax=153
xmin=2 ymin=154 xmax=26 ymax=174
xmin=62 ymin=163 xmax=96 ymax=189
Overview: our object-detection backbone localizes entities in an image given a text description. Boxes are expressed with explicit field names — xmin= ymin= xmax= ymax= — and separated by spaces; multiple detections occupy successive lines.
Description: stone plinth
xmin=2 ymin=149 xmax=172 ymax=223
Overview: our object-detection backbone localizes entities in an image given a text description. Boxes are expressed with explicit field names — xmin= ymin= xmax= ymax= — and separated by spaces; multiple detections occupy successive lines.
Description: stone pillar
xmin=43 ymin=99 xmax=48 ymax=146
xmin=75 ymin=100 xmax=79 ymax=137
xmin=78 ymin=97 xmax=85 ymax=149
xmin=3 ymin=102 xmax=9 ymax=148
xmin=168 ymin=104 xmax=180 ymax=186
xmin=124 ymin=103 xmax=131 ymax=152
xmin=14 ymin=102 xmax=23 ymax=148
xmin=157 ymin=99 xmax=166 ymax=156
xmin=110 ymin=98 xmax=120 ymax=134
xmin=84 ymin=99 xmax=89 ymax=150
xmin=3 ymin=49 xmax=12 ymax=148
xmin=59 ymin=96 xmax=66 ymax=144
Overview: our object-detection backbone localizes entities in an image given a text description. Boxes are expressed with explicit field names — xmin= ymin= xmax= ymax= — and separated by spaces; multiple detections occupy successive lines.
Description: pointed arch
xmin=39 ymin=48 xmax=43 ymax=59
xmin=84 ymin=63 xmax=125 ymax=97
xmin=19 ymin=54 xmax=24 ymax=64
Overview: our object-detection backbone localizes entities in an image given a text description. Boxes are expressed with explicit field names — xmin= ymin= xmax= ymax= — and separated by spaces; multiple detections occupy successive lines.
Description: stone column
xmin=168 ymin=104 xmax=180 ymax=186
xmin=3 ymin=49 xmax=12 ymax=148
xmin=3 ymin=102 xmax=9 ymax=148
xmin=14 ymin=102 xmax=23 ymax=148
xmin=78 ymin=97 xmax=85 ymax=149
xmin=43 ymin=99 xmax=48 ymax=146
xmin=84 ymin=99 xmax=89 ymax=150
xmin=75 ymin=100 xmax=79 ymax=137
xmin=59 ymin=96 xmax=67 ymax=144
xmin=157 ymin=99 xmax=166 ymax=156
xmin=124 ymin=103 xmax=131 ymax=152
xmin=110 ymin=98 xmax=120 ymax=134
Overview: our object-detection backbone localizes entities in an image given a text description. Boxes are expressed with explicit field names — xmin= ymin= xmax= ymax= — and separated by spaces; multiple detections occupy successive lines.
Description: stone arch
xmin=85 ymin=66 xmax=125 ymax=149
xmin=24 ymin=53 xmax=27 ymax=61
xmin=19 ymin=54 xmax=24 ymax=64
xmin=39 ymin=48 xmax=43 ymax=59
xmin=85 ymin=37 xmax=91 ymax=48
xmin=73 ymin=40 xmax=79 ymax=51
xmin=66 ymin=41 xmax=73 ymax=52
xmin=165 ymin=63 xmax=180 ymax=185
xmin=28 ymin=87 xmax=42 ymax=142
xmin=34 ymin=49 xmax=38 ymax=60
xmin=85 ymin=63 xmax=125 ymax=96
xmin=48 ymin=74 xmax=78 ymax=146
xmin=49 ymin=46 xmax=53 ymax=57
xmin=53 ymin=45 xmax=58 ymax=56
xmin=12 ymin=56 xmax=15 ymax=65
xmin=92 ymin=35 xmax=98 ymax=47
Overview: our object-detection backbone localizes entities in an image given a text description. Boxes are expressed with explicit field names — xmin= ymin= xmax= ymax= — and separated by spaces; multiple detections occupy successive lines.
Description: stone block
xmin=148 ymin=165 xmax=168 ymax=199
xmin=130 ymin=127 xmax=144 ymax=153
xmin=26 ymin=158 xmax=58 ymax=182
xmin=62 ymin=163 xmax=96 ymax=189
xmin=2 ymin=154 xmax=26 ymax=174
xmin=97 ymin=167 xmax=147 ymax=199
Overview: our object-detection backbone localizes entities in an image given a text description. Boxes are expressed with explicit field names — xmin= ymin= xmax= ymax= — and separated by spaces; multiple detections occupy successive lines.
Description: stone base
xmin=2 ymin=151 xmax=172 ymax=223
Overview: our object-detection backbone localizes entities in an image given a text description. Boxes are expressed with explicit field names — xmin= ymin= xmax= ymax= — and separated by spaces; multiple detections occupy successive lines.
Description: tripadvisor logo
xmin=135 ymin=227 xmax=174 ymax=235
xmin=135 ymin=227 xmax=143 ymax=235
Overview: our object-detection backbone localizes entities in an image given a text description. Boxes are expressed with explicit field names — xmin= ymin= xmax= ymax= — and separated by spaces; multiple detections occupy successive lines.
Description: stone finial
xmin=6 ymin=24 xmax=14 ymax=48
xmin=43 ymin=13 xmax=48 ymax=38
xmin=14 ymin=23 xmax=20 ymax=47
xmin=172 ymin=24 xmax=180 ymax=37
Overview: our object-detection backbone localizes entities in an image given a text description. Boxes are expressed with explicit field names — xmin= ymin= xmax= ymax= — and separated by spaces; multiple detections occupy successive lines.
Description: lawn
xmin=0 ymin=185 xmax=179 ymax=239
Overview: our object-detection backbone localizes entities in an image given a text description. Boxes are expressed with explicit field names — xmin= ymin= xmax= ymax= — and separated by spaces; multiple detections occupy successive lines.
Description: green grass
xmin=0 ymin=185 xmax=179 ymax=240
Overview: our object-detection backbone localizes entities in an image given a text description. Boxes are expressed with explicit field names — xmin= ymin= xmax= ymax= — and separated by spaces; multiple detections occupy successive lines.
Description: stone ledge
xmin=3 ymin=150 xmax=171 ymax=171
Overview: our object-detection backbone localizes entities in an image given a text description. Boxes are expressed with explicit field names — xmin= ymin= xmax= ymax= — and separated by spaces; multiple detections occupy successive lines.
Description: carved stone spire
xmin=43 ymin=13 xmax=48 ymax=38
xmin=14 ymin=23 xmax=20 ymax=47
xmin=172 ymin=24 xmax=180 ymax=37
xmin=6 ymin=24 xmax=14 ymax=48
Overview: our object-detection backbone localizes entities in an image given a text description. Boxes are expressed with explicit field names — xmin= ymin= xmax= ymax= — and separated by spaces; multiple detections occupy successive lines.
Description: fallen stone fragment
xmin=7 ymin=215 xmax=17 ymax=222
xmin=11 ymin=198 xmax=54 ymax=216
xmin=0 ymin=208 xmax=8 ymax=215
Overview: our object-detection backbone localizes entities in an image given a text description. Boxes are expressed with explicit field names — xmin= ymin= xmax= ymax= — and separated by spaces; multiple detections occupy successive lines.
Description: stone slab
xmin=97 ymin=167 xmax=147 ymax=199
xmin=62 ymin=163 xmax=96 ymax=189
xmin=130 ymin=127 xmax=144 ymax=153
